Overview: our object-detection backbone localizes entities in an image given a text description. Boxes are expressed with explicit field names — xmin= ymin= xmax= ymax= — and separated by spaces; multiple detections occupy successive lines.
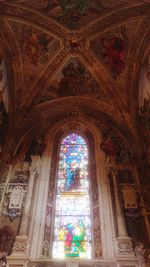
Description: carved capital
xmin=116 ymin=236 xmax=135 ymax=257
xmin=12 ymin=235 xmax=29 ymax=256
xmin=29 ymin=156 xmax=42 ymax=176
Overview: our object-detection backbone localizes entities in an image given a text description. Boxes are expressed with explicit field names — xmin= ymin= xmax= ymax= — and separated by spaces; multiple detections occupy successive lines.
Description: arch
xmin=42 ymin=127 xmax=102 ymax=259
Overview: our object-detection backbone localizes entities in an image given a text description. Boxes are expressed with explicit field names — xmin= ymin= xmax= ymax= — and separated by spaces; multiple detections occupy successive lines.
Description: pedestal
xmin=116 ymin=236 xmax=135 ymax=258
xmin=11 ymin=235 xmax=29 ymax=256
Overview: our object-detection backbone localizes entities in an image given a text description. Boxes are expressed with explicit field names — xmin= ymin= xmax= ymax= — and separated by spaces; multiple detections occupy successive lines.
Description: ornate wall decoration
xmin=100 ymin=126 xmax=149 ymax=246
xmin=1 ymin=162 xmax=30 ymax=221
xmin=100 ymin=127 xmax=131 ymax=164
xmin=42 ymin=129 xmax=64 ymax=257
xmin=84 ymin=129 xmax=102 ymax=258
xmin=2 ymin=183 xmax=28 ymax=221
xmin=122 ymin=185 xmax=137 ymax=209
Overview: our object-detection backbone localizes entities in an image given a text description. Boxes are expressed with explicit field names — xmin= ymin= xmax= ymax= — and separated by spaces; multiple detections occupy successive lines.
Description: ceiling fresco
xmin=0 ymin=0 xmax=149 ymax=158
xmin=7 ymin=20 xmax=60 ymax=93
xmin=90 ymin=22 xmax=139 ymax=79
xmin=40 ymin=57 xmax=111 ymax=103
xmin=21 ymin=0 xmax=125 ymax=30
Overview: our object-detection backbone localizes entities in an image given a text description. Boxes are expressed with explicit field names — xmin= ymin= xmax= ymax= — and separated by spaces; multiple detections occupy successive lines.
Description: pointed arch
xmin=42 ymin=127 xmax=102 ymax=259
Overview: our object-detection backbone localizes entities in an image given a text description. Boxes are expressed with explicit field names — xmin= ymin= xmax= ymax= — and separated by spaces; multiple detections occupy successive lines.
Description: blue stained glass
xmin=52 ymin=133 xmax=92 ymax=259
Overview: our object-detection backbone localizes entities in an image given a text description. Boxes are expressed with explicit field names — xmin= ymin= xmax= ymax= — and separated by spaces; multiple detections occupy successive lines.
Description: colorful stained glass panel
xmin=52 ymin=133 xmax=92 ymax=259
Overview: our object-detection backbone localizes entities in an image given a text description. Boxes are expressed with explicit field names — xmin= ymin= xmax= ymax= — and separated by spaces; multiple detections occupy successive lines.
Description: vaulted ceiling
xmin=0 ymin=0 xmax=150 ymax=159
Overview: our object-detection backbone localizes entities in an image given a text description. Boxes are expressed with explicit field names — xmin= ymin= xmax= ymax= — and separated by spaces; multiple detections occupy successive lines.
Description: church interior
xmin=0 ymin=0 xmax=150 ymax=266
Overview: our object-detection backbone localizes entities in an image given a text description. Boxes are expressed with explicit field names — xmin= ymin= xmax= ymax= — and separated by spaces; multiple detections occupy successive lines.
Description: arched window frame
xmin=42 ymin=128 xmax=102 ymax=259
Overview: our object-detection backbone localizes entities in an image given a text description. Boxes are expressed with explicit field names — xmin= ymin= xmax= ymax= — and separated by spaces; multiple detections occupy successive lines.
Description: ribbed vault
xmin=0 ymin=0 xmax=150 ymax=160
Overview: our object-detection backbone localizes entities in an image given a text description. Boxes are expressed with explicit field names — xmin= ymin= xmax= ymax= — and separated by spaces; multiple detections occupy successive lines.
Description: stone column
xmin=107 ymin=162 xmax=135 ymax=258
xmin=11 ymin=156 xmax=41 ymax=257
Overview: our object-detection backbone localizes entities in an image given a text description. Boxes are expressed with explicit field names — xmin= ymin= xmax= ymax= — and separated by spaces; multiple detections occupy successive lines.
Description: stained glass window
xmin=52 ymin=133 xmax=92 ymax=259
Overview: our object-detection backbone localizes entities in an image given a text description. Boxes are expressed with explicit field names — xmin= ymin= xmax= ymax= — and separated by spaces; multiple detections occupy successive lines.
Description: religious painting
xmin=52 ymin=133 xmax=92 ymax=259
xmin=22 ymin=0 xmax=123 ymax=30
xmin=7 ymin=21 xmax=60 ymax=90
xmin=42 ymin=57 xmax=108 ymax=102
xmin=101 ymin=128 xmax=131 ymax=164
xmin=0 ymin=56 xmax=9 ymax=151
xmin=90 ymin=23 xmax=138 ymax=78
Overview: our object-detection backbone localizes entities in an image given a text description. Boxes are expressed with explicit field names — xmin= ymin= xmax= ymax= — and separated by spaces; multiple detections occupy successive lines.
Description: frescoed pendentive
xmin=90 ymin=23 xmax=138 ymax=78
xmin=22 ymin=0 xmax=124 ymax=30
xmin=40 ymin=57 xmax=110 ymax=103
xmin=0 ymin=56 xmax=9 ymax=151
xmin=7 ymin=21 xmax=60 ymax=91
